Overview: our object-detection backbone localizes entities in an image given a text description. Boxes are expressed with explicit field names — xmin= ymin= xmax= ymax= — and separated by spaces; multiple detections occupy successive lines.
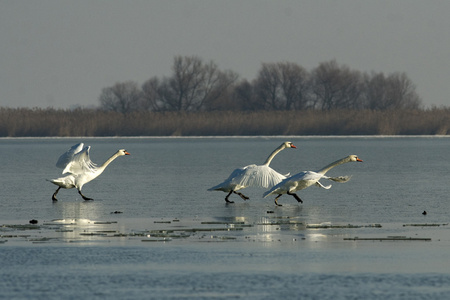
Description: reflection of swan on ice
xmin=208 ymin=142 xmax=297 ymax=203
xmin=48 ymin=143 xmax=130 ymax=201
xmin=263 ymin=155 xmax=363 ymax=206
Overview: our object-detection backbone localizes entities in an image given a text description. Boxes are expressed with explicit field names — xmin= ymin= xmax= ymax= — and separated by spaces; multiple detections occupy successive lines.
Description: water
xmin=2 ymin=136 xmax=450 ymax=299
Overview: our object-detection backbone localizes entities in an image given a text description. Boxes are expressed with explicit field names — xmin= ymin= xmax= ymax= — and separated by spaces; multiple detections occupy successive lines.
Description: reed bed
xmin=0 ymin=107 xmax=449 ymax=137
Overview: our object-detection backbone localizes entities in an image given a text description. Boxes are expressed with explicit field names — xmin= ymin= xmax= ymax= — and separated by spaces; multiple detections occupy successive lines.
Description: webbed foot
xmin=287 ymin=192 xmax=303 ymax=203
xmin=235 ymin=192 xmax=249 ymax=201
xmin=79 ymin=190 xmax=93 ymax=201
xmin=52 ymin=187 xmax=60 ymax=201
xmin=225 ymin=191 xmax=234 ymax=203
xmin=275 ymin=195 xmax=283 ymax=206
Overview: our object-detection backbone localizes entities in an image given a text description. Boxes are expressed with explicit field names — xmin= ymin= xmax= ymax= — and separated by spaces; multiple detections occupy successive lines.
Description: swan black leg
xmin=287 ymin=191 xmax=303 ymax=203
xmin=274 ymin=194 xmax=283 ymax=206
xmin=79 ymin=190 xmax=93 ymax=201
xmin=52 ymin=187 xmax=61 ymax=202
xmin=234 ymin=191 xmax=249 ymax=201
xmin=225 ymin=191 xmax=234 ymax=203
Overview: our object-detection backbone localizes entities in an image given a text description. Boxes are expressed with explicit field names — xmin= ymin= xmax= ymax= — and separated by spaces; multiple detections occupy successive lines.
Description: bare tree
xmin=166 ymin=55 xmax=204 ymax=111
xmin=364 ymin=72 xmax=388 ymax=110
xmin=254 ymin=62 xmax=310 ymax=110
xmin=202 ymin=68 xmax=239 ymax=111
xmin=232 ymin=79 xmax=261 ymax=111
xmin=141 ymin=77 xmax=163 ymax=111
xmin=310 ymin=60 xmax=363 ymax=110
xmin=364 ymin=72 xmax=422 ymax=110
xmin=385 ymin=72 xmax=421 ymax=109
xmin=278 ymin=62 xmax=310 ymax=110
xmin=99 ymin=81 xmax=142 ymax=113
xmin=254 ymin=63 xmax=282 ymax=109
xmin=156 ymin=56 xmax=238 ymax=111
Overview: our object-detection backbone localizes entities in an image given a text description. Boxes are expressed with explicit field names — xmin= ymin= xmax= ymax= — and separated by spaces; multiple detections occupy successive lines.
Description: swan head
xmin=348 ymin=155 xmax=362 ymax=162
xmin=284 ymin=141 xmax=297 ymax=149
xmin=117 ymin=149 xmax=131 ymax=156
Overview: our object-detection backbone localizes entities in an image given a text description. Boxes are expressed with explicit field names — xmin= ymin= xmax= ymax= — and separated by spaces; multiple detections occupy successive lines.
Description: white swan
xmin=48 ymin=143 xmax=130 ymax=201
xmin=208 ymin=141 xmax=297 ymax=203
xmin=263 ymin=154 xmax=362 ymax=206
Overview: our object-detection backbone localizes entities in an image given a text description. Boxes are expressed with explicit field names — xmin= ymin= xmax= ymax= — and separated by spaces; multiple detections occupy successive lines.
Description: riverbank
xmin=1 ymin=107 xmax=450 ymax=137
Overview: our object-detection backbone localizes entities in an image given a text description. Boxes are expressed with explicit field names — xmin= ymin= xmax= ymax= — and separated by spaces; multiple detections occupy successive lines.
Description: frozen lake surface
xmin=1 ymin=136 xmax=450 ymax=299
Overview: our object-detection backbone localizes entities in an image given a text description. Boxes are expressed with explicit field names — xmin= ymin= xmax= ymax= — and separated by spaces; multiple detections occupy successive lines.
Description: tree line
xmin=2 ymin=55 xmax=445 ymax=137
xmin=99 ymin=56 xmax=422 ymax=113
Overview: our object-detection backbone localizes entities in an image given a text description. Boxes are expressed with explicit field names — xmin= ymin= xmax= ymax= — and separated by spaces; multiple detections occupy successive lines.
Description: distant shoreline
xmin=1 ymin=108 xmax=450 ymax=137
xmin=2 ymin=135 xmax=450 ymax=140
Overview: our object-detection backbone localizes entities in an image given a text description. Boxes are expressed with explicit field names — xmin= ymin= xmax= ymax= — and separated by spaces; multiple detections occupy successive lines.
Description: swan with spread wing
xmin=263 ymin=155 xmax=362 ymax=206
xmin=48 ymin=143 xmax=130 ymax=201
xmin=208 ymin=141 xmax=297 ymax=203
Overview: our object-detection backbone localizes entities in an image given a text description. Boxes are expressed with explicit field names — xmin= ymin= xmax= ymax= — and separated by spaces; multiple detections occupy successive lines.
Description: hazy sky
xmin=1 ymin=1 xmax=450 ymax=109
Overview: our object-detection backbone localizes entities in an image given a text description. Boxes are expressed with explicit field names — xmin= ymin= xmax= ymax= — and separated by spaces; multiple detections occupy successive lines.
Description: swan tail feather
xmin=329 ymin=175 xmax=352 ymax=183
xmin=263 ymin=190 xmax=272 ymax=198
xmin=207 ymin=183 xmax=229 ymax=192
xmin=315 ymin=181 xmax=332 ymax=189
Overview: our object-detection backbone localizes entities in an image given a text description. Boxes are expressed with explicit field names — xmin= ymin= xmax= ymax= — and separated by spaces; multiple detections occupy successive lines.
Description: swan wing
xmin=208 ymin=164 xmax=288 ymax=192
xmin=56 ymin=143 xmax=84 ymax=169
xmin=266 ymin=171 xmax=322 ymax=195
xmin=263 ymin=182 xmax=282 ymax=198
xmin=48 ymin=175 xmax=76 ymax=189
xmin=62 ymin=146 xmax=97 ymax=175
xmin=207 ymin=167 xmax=247 ymax=191
xmin=235 ymin=165 xmax=286 ymax=189
xmin=263 ymin=175 xmax=300 ymax=198
xmin=296 ymin=171 xmax=323 ymax=182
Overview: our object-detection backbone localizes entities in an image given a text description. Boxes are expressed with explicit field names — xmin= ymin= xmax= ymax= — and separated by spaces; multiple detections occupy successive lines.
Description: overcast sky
xmin=1 ymin=1 xmax=450 ymax=109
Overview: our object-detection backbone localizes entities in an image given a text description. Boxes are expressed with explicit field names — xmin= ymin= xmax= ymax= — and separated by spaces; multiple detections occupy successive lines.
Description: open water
xmin=1 ymin=136 xmax=450 ymax=299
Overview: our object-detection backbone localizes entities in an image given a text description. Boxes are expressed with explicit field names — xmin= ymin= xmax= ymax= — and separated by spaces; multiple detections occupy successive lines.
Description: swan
xmin=263 ymin=154 xmax=362 ymax=206
xmin=208 ymin=141 xmax=297 ymax=203
xmin=48 ymin=143 xmax=130 ymax=201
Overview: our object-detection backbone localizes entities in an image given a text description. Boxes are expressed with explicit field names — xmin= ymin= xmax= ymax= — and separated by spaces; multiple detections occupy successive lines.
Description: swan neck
xmin=98 ymin=153 xmax=120 ymax=172
xmin=317 ymin=157 xmax=350 ymax=175
xmin=263 ymin=144 xmax=286 ymax=166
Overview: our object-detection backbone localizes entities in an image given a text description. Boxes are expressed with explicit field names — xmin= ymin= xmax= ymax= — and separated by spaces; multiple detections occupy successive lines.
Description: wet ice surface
xmin=2 ymin=213 xmax=450 ymax=299
xmin=2 ymin=137 xmax=450 ymax=299
xmin=1 ymin=214 xmax=446 ymax=248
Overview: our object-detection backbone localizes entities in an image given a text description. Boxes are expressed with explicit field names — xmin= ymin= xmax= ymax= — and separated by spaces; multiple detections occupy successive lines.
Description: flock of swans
xmin=48 ymin=142 xmax=362 ymax=206
xmin=207 ymin=142 xmax=297 ymax=203
xmin=208 ymin=141 xmax=362 ymax=206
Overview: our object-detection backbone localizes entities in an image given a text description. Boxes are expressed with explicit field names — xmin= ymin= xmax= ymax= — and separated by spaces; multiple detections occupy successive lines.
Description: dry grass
xmin=0 ymin=107 xmax=449 ymax=137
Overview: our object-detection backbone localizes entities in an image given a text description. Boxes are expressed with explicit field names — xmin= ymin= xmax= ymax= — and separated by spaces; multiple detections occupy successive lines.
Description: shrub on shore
xmin=0 ymin=107 xmax=449 ymax=137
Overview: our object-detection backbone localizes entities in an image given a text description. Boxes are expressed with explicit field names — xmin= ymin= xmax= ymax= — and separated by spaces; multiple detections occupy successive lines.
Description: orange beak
xmin=291 ymin=144 xmax=297 ymax=149
xmin=125 ymin=151 xmax=131 ymax=155
xmin=356 ymin=158 xmax=363 ymax=162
